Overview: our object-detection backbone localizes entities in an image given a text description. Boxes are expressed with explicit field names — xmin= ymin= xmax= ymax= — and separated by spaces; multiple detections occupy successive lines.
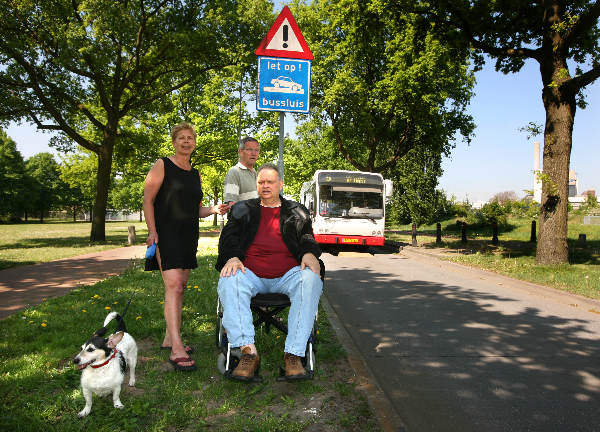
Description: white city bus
xmin=300 ymin=170 xmax=392 ymax=249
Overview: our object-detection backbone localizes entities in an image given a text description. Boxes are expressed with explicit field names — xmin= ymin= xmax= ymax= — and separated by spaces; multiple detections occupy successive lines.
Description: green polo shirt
xmin=224 ymin=162 xmax=258 ymax=203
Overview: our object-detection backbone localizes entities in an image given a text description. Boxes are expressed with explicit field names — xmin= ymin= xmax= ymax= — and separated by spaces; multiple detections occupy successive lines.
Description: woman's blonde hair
xmin=170 ymin=121 xmax=197 ymax=141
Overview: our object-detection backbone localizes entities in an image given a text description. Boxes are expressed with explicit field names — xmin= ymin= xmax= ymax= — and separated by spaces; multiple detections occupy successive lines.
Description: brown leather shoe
xmin=232 ymin=347 xmax=259 ymax=379
xmin=284 ymin=353 xmax=306 ymax=377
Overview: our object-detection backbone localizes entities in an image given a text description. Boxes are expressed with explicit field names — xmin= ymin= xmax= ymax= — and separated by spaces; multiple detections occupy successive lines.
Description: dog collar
xmin=90 ymin=348 xmax=118 ymax=369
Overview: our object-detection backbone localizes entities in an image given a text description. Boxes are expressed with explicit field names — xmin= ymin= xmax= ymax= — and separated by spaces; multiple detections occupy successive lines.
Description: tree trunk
xmin=73 ymin=207 xmax=76 ymax=223
xmin=536 ymin=61 xmax=575 ymax=265
xmin=90 ymin=140 xmax=115 ymax=242
xmin=212 ymin=186 xmax=219 ymax=227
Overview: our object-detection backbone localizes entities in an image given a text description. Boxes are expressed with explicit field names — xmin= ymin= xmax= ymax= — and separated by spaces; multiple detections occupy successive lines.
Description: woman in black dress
xmin=143 ymin=122 xmax=227 ymax=371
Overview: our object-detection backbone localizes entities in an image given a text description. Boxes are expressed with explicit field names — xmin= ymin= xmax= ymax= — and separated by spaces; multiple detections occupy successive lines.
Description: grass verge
xmin=0 ymin=239 xmax=379 ymax=432
xmin=0 ymin=220 xmax=220 ymax=271
xmin=387 ymin=215 xmax=600 ymax=300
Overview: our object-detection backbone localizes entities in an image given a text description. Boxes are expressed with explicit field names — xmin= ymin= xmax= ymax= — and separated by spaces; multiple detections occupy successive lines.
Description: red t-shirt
xmin=243 ymin=206 xmax=298 ymax=278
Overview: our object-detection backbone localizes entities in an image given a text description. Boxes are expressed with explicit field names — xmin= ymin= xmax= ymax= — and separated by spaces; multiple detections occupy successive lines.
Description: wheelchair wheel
xmin=217 ymin=348 xmax=241 ymax=375
xmin=215 ymin=300 xmax=227 ymax=349
xmin=216 ymin=315 xmax=227 ymax=349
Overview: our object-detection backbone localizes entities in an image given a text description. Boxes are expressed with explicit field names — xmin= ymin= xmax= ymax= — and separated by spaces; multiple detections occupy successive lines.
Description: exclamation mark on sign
xmin=282 ymin=25 xmax=288 ymax=48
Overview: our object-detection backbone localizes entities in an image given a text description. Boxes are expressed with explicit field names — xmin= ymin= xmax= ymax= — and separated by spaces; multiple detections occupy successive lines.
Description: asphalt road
xmin=322 ymin=248 xmax=600 ymax=432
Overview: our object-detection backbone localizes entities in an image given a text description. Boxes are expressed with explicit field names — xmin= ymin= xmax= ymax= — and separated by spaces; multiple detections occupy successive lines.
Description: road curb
xmin=321 ymin=294 xmax=407 ymax=432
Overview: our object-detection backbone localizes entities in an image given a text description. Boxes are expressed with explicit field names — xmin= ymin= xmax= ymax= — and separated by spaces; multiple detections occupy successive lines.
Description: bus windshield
xmin=318 ymin=185 xmax=383 ymax=219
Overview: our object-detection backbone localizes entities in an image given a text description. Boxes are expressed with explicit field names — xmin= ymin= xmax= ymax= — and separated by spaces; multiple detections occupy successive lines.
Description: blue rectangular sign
xmin=256 ymin=57 xmax=310 ymax=113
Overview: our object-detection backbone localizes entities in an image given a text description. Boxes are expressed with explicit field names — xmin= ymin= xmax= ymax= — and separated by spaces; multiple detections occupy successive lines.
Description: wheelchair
xmin=216 ymin=260 xmax=325 ymax=382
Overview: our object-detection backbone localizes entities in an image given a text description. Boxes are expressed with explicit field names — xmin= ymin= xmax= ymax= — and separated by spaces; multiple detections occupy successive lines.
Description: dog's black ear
xmin=94 ymin=327 xmax=108 ymax=337
xmin=115 ymin=316 xmax=128 ymax=334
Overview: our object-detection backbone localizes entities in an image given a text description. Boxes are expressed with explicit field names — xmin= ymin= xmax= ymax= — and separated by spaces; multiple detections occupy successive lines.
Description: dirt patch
xmin=202 ymin=357 xmax=378 ymax=431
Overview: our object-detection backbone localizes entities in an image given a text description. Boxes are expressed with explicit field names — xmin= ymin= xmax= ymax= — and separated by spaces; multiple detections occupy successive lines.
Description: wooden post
xmin=461 ymin=222 xmax=467 ymax=244
xmin=127 ymin=225 xmax=136 ymax=245
xmin=436 ymin=223 xmax=442 ymax=244
xmin=492 ymin=221 xmax=498 ymax=245
xmin=530 ymin=220 xmax=536 ymax=243
xmin=411 ymin=223 xmax=417 ymax=246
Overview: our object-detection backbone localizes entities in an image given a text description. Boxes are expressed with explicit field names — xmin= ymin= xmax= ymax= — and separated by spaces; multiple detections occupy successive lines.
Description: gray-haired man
xmin=224 ymin=137 xmax=260 ymax=209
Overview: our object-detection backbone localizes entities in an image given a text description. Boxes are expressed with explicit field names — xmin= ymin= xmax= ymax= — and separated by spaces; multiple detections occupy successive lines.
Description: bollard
xmin=530 ymin=220 xmax=536 ymax=243
xmin=492 ymin=221 xmax=498 ymax=245
xmin=411 ymin=223 xmax=417 ymax=246
xmin=461 ymin=222 xmax=467 ymax=244
xmin=436 ymin=223 xmax=442 ymax=244
xmin=577 ymin=233 xmax=586 ymax=247
xmin=127 ymin=225 xmax=136 ymax=245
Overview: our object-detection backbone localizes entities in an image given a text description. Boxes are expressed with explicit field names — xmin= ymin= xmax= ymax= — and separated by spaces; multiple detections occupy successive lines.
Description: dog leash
xmin=90 ymin=348 xmax=118 ymax=369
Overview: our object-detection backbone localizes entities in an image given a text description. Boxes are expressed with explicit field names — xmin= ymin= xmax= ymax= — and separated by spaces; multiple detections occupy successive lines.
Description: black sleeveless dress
xmin=146 ymin=157 xmax=203 ymax=271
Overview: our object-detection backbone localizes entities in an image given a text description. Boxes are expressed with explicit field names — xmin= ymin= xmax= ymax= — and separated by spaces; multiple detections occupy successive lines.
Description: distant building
xmin=533 ymin=141 xmax=542 ymax=203
xmin=533 ymin=142 xmax=592 ymax=209
xmin=568 ymin=169 xmax=578 ymax=197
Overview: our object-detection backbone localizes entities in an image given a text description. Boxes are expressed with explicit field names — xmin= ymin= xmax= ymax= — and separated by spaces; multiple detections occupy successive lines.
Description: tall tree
xmin=25 ymin=152 xmax=63 ymax=222
xmin=59 ymin=151 xmax=99 ymax=221
xmin=409 ymin=0 xmax=600 ymax=263
xmin=0 ymin=0 xmax=270 ymax=240
xmin=283 ymin=119 xmax=354 ymax=199
xmin=0 ymin=130 xmax=27 ymax=220
xmin=295 ymin=0 xmax=475 ymax=176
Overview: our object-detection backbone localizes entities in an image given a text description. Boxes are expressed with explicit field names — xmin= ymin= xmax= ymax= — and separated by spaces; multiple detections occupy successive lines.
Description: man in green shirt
xmin=224 ymin=137 xmax=260 ymax=209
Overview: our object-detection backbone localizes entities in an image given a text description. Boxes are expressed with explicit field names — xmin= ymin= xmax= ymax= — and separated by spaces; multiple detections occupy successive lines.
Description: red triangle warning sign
xmin=255 ymin=6 xmax=313 ymax=60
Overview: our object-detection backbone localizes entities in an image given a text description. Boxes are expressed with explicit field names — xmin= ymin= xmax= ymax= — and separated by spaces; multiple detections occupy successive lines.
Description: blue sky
xmin=439 ymin=59 xmax=599 ymax=203
xmin=6 ymin=58 xmax=599 ymax=204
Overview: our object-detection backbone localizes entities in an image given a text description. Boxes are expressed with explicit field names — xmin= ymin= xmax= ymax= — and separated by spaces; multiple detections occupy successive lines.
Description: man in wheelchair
xmin=216 ymin=163 xmax=323 ymax=381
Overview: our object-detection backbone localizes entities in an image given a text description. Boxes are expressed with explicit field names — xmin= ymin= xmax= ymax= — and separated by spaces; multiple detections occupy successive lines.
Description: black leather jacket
xmin=215 ymin=196 xmax=321 ymax=272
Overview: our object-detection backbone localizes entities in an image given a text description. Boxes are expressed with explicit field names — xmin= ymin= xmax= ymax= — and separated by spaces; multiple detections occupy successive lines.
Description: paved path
xmin=322 ymin=247 xmax=600 ymax=432
xmin=0 ymin=246 xmax=145 ymax=320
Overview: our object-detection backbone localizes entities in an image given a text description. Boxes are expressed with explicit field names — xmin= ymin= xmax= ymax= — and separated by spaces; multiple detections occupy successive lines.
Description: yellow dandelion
xmin=194 ymin=285 xmax=198 ymax=289
xmin=113 ymin=301 xmax=118 ymax=304
xmin=105 ymin=306 xmax=111 ymax=310
xmin=160 ymin=300 xmax=164 ymax=305
xmin=82 ymin=309 xmax=87 ymax=313
xmin=41 ymin=323 xmax=47 ymax=327
xmin=136 ymin=316 xmax=142 ymax=320
xmin=187 ymin=285 xmax=191 ymax=288
xmin=29 ymin=320 xmax=34 ymax=324
xmin=42 ymin=298 xmax=47 ymax=301
xmin=93 ymin=294 xmax=100 ymax=299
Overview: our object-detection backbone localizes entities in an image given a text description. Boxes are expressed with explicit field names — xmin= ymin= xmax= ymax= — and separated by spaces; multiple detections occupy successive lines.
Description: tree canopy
xmin=0 ymin=0 xmax=272 ymax=240
xmin=295 ymin=0 xmax=475 ymax=176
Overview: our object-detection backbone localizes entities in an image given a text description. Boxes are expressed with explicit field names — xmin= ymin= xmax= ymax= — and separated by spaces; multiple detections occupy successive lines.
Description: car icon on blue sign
xmin=271 ymin=76 xmax=302 ymax=92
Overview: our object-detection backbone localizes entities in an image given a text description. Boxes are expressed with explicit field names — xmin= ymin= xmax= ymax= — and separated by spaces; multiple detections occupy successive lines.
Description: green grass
xmin=386 ymin=214 xmax=600 ymax=300
xmin=0 ymin=239 xmax=379 ymax=432
xmin=0 ymin=220 xmax=221 ymax=271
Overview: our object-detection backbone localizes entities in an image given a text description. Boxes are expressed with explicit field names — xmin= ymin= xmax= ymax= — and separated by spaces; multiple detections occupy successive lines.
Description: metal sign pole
xmin=278 ymin=111 xmax=285 ymax=186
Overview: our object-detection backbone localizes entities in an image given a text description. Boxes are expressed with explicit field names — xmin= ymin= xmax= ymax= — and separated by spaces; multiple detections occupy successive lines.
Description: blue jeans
xmin=217 ymin=266 xmax=323 ymax=357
